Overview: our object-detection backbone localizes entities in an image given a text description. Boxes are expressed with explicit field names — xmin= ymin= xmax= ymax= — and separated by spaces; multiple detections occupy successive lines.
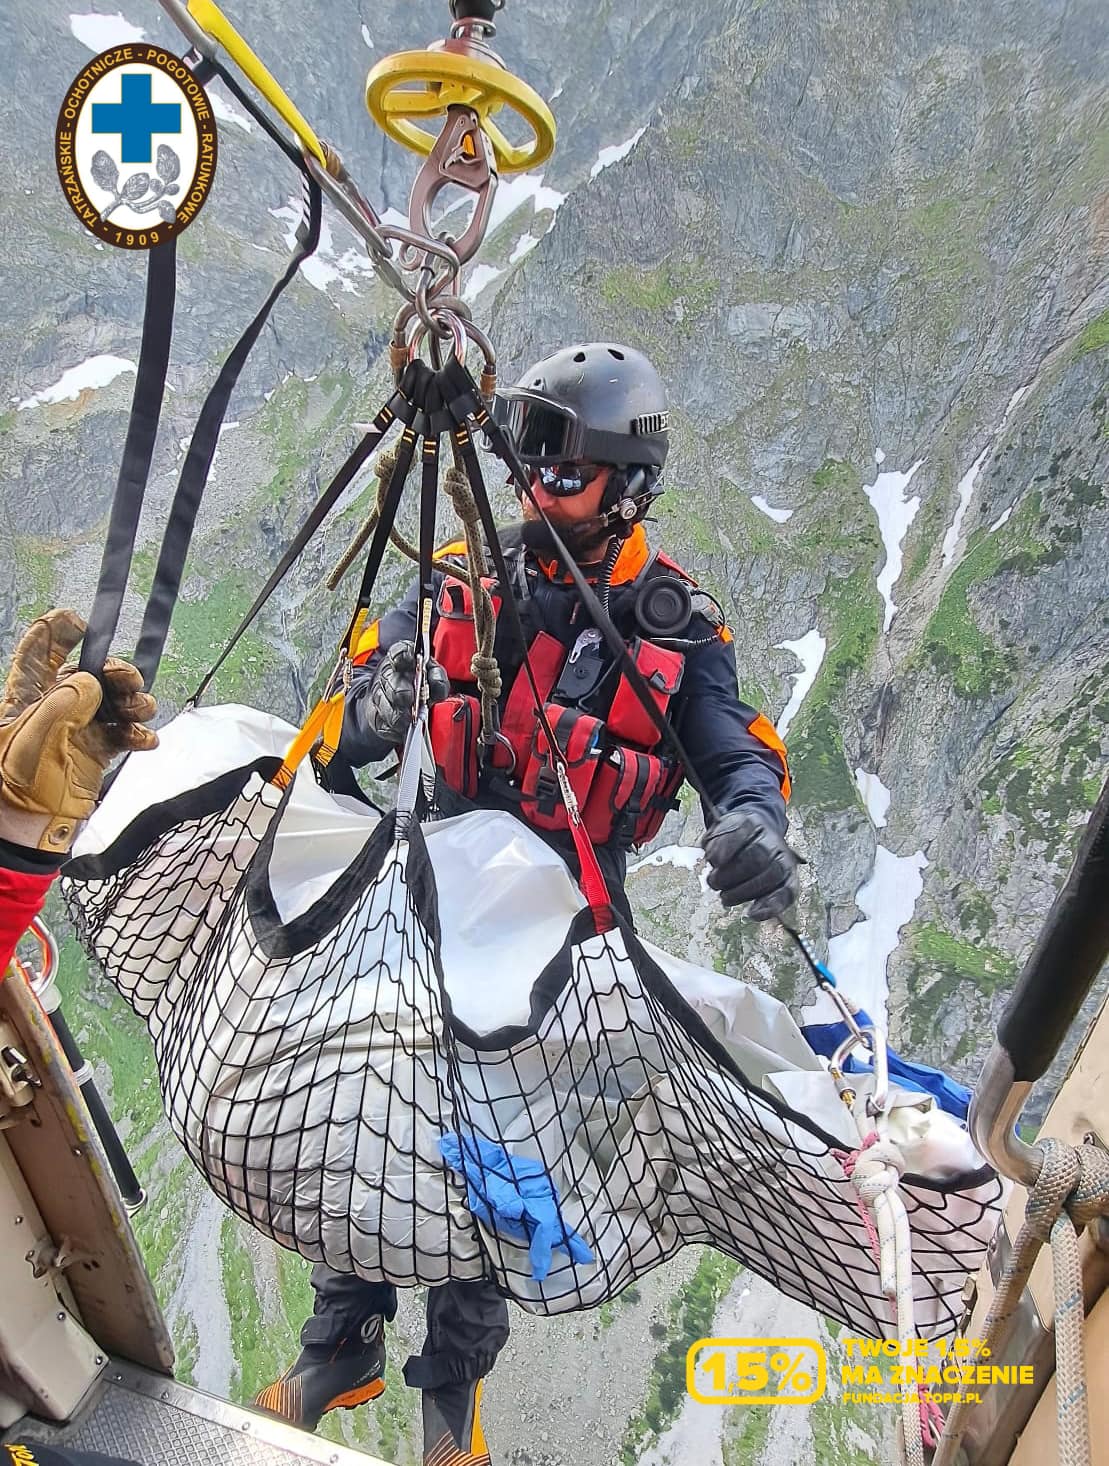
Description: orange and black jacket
xmin=339 ymin=523 xmax=790 ymax=873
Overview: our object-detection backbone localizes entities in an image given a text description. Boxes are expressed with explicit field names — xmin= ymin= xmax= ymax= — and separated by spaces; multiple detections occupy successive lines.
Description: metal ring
xmin=13 ymin=916 xmax=59 ymax=999
xmin=482 ymin=730 xmax=517 ymax=777
xmin=415 ymin=268 xmax=452 ymax=338
xmin=407 ymin=311 xmax=466 ymax=364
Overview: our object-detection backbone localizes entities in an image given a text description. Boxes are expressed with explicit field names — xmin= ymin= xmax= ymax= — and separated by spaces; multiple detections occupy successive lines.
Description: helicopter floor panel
xmin=3 ymin=1359 xmax=391 ymax=1466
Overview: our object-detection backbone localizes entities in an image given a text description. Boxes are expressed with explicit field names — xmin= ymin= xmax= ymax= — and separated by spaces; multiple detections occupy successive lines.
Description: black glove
xmin=366 ymin=643 xmax=450 ymax=747
xmin=702 ymin=808 xmax=800 ymax=920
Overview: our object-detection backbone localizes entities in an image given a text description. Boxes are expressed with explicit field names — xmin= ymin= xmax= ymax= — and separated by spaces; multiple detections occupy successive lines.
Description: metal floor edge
xmin=3 ymin=1360 xmax=392 ymax=1466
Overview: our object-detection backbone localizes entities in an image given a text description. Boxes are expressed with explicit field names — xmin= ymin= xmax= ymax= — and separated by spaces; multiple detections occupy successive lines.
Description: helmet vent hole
xmin=608 ymin=347 xmax=625 ymax=360
xmin=573 ymin=350 xmax=586 ymax=362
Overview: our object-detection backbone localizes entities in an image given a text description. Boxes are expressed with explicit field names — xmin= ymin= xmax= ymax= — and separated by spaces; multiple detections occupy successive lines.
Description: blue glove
xmin=439 ymin=1132 xmax=594 ymax=1282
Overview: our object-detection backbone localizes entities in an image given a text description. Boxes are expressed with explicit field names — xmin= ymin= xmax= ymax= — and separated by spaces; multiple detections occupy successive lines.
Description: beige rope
xmin=443 ymin=462 xmax=501 ymax=733
xmin=933 ymin=1138 xmax=1109 ymax=1466
xmin=325 ymin=447 xmax=423 ymax=591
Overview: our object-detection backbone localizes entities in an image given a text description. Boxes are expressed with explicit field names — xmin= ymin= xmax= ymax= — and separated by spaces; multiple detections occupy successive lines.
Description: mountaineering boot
xmin=253 ymin=1313 xmax=386 ymax=1431
xmin=421 ymin=1377 xmax=491 ymax=1466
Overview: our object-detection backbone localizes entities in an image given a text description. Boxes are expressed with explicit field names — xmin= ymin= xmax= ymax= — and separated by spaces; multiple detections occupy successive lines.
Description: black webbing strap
xmin=417 ymin=376 xmax=442 ymax=661
xmin=339 ymin=361 xmax=432 ymax=651
xmin=78 ymin=43 xmax=324 ymax=697
xmin=78 ymin=238 xmax=178 ymax=678
xmin=439 ymin=356 xmax=721 ymax=823
xmin=192 ymin=376 xmax=417 ymax=703
xmin=77 ymin=53 xmax=218 ymax=679
xmin=134 ymin=174 xmax=323 ymax=685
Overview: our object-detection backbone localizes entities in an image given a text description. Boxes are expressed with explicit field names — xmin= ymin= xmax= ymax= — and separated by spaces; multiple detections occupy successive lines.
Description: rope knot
xmin=444 ymin=464 xmax=478 ymax=520
xmin=853 ymin=1138 xmax=907 ymax=1202
xmin=469 ymin=652 xmax=502 ymax=698
xmin=1026 ymin=1136 xmax=1084 ymax=1242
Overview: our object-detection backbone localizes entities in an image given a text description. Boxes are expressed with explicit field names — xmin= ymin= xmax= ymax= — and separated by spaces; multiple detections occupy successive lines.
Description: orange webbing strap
xmin=270 ymin=691 xmax=347 ymax=790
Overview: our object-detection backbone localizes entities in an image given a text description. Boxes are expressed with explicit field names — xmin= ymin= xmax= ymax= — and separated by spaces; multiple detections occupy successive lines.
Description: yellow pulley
xmin=366 ymin=50 xmax=555 ymax=173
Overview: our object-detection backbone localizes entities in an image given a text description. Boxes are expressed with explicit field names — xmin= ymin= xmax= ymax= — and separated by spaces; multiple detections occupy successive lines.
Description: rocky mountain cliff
xmin=4 ymin=1 xmax=1108 ymax=1463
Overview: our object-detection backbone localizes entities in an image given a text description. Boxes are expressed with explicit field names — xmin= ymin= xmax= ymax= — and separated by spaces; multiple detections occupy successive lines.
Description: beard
xmin=519 ymin=516 xmax=610 ymax=563
xmin=518 ymin=510 xmax=611 ymax=564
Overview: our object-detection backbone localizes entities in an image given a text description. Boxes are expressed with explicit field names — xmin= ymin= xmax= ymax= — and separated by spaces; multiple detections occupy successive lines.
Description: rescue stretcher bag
xmin=62 ymin=704 xmax=1003 ymax=1335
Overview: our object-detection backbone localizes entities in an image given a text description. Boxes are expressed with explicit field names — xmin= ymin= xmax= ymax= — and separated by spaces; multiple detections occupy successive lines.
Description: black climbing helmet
xmin=493 ymin=342 xmax=670 ymax=472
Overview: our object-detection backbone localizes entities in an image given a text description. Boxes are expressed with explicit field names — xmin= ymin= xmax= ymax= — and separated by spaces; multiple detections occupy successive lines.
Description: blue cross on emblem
xmin=91 ymin=73 xmax=181 ymax=164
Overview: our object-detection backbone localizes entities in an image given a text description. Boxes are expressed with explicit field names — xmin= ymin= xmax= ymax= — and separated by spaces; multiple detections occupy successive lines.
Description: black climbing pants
xmin=307 ymin=1264 xmax=510 ymax=1389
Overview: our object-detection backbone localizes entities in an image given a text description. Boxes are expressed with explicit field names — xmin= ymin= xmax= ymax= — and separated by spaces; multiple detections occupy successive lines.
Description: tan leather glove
xmin=0 ymin=610 xmax=158 ymax=852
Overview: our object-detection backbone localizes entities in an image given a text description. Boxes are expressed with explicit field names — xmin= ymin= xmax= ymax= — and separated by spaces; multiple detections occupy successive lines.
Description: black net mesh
xmin=63 ymin=753 xmax=1003 ymax=1341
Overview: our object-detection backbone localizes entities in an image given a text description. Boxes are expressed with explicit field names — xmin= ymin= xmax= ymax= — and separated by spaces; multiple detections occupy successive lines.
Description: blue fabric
xmin=439 ymin=1132 xmax=594 ymax=1281
xmin=801 ymin=1010 xmax=972 ymax=1122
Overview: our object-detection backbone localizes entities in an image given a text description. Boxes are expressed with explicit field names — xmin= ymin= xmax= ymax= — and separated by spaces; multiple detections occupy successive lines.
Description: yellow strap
xmin=187 ymin=0 xmax=327 ymax=164
xmin=271 ymin=692 xmax=345 ymax=788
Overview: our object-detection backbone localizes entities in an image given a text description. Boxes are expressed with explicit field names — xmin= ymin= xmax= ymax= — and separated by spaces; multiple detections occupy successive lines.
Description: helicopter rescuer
xmin=257 ymin=343 xmax=801 ymax=1466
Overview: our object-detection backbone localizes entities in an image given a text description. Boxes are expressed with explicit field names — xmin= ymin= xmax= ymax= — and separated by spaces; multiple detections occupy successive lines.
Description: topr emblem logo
xmin=55 ymin=43 xmax=217 ymax=249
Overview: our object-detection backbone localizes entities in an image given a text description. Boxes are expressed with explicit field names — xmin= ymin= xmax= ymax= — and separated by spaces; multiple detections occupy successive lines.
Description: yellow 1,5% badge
xmin=686 ymin=1338 xmax=827 ymax=1405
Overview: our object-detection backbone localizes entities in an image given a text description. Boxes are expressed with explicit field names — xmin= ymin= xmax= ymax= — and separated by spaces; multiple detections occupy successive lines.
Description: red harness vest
xmin=427 ymin=573 xmax=686 ymax=847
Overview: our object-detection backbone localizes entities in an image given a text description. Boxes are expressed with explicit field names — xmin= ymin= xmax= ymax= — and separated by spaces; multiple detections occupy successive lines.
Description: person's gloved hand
xmin=440 ymin=1132 xmax=594 ymax=1282
xmin=702 ymin=807 xmax=800 ymax=920
xmin=367 ymin=642 xmax=450 ymax=747
xmin=0 ymin=609 xmax=158 ymax=853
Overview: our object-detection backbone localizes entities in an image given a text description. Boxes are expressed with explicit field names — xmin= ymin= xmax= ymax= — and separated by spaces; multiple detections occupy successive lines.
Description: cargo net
xmin=63 ymin=752 xmax=1003 ymax=1339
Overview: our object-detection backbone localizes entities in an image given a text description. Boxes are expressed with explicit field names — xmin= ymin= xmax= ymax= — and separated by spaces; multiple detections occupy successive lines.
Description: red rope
xmin=832 ymin=1129 xmax=882 ymax=1264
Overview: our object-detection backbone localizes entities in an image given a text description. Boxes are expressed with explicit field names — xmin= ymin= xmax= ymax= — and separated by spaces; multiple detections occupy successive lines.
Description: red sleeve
xmin=0 ymin=866 xmax=57 ymax=973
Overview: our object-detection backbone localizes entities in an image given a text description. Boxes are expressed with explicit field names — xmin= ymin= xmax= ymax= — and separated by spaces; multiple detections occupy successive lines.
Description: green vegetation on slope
xmin=978 ymin=676 xmax=1107 ymax=845
xmin=902 ymin=920 xmax=1018 ymax=1060
xmin=1077 ymin=307 xmax=1109 ymax=355
xmin=786 ymin=463 xmax=883 ymax=814
xmin=923 ymin=490 xmax=1075 ymax=699
xmin=621 ymin=1250 xmax=741 ymax=1464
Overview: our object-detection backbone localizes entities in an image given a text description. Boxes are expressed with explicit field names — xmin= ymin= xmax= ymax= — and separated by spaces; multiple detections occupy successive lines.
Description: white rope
xmin=838 ymin=1120 xmax=925 ymax=1466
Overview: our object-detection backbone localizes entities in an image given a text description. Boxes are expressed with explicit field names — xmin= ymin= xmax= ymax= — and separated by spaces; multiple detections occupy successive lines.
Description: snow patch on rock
xmin=268 ymin=203 xmax=374 ymax=297
xmin=210 ymin=90 xmax=253 ymax=133
xmin=628 ymin=844 xmax=703 ymax=876
xmin=70 ymin=12 xmax=145 ymax=49
xmin=509 ymin=232 xmax=540 ymax=265
xmin=941 ymin=446 xmax=989 ymax=568
xmin=854 ymin=767 xmax=891 ymax=829
xmin=941 ymin=384 xmax=1034 ymax=566
xmin=590 ymin=126 xmax=647 ymax=178
xmin=751 ymin=494 xmax=793 ymax=524
xmin=805 ymin=846 xmax=928 ymax=1027
xmin=487 ymin=173 xmax=566 ymax=234
xmin=989 ymin=505 xmax=1014 ymax=532
xmin=18 ymin=355 xmax=136 ymax=410
xmin=775 ymin=629 xmax=826 ymax=736
xmin=462 ymin=264 xmax=504 ymax=302
xmin=864 ymin=457 xmax=924 ymax=631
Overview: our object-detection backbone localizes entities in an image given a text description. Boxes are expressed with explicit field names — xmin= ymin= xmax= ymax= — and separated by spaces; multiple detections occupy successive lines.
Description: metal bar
xmin=969 ymin=774 xmax=1109 ymax=1185
xmin=37 ymin=989 xmax=146 ymax=1212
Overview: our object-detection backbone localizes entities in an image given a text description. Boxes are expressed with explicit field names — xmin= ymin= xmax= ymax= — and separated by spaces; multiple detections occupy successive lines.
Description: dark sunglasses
xmin=534 ymin=462 xmax=608 ymax=497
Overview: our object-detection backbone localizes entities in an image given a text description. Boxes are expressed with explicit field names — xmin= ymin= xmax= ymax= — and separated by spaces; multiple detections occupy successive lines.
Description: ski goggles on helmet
xmin=492 ymin=388 xmax=666 ymax=468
